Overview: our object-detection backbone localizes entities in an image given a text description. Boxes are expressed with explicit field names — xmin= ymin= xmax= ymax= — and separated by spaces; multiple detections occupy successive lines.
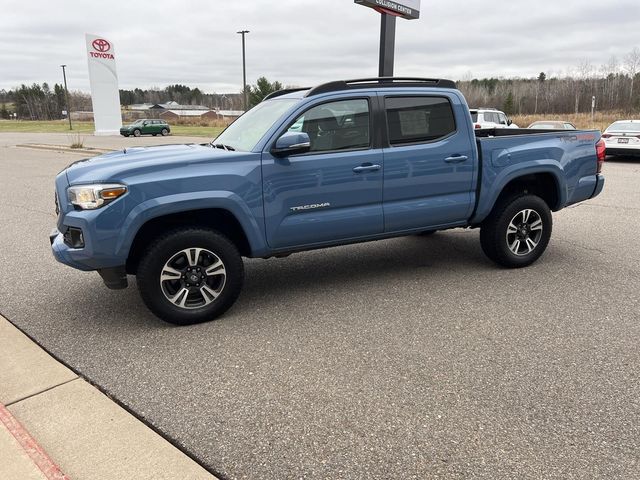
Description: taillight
xmin=474 ymin=124 xmax=481 ymax=129
xmin=595 ymin=139 xmax=605 ymax=173
xmin=601 ymin=133 xmax=611 ymax=138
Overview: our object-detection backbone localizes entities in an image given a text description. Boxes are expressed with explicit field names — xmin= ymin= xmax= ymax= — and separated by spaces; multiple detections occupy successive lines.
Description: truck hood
xmin=65 ymin=143 xmax=241 ymax=184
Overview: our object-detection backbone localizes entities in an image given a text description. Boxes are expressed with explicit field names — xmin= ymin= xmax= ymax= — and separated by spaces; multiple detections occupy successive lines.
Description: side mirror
xmin=271 ymin=132 xmax=310 ymax=157
xmin=507 ymin=119 xmax=513 ymax=126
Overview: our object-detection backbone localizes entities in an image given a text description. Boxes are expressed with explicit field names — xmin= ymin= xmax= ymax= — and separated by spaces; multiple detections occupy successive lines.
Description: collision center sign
xmin=355 ymin=0 xmax=420 ymax=19
xmin=85 ymin=33 xmax=122 ymax=135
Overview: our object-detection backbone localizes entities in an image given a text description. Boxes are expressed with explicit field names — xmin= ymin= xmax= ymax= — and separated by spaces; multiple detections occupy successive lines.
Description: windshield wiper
xmin=211 ymin=143 xmax=236 ymax=151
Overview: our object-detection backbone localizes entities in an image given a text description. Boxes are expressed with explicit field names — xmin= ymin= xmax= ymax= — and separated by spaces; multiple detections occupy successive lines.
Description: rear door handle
xmin=444 ymin=155 xmax=468 ymax=163
xmin=353 ymin=164 xmax=382 ymax=173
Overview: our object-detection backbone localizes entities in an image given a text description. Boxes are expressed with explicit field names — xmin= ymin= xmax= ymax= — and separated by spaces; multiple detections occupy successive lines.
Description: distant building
xmin=123 ymin=101 xmax=212 ymax=121
xmin=215 ymin=110 xmax=244 ymax=120
xmin=127 ymin=103 xmax=156 ymax=111
xmin=159 ymin=110 xmax=219 ymax=121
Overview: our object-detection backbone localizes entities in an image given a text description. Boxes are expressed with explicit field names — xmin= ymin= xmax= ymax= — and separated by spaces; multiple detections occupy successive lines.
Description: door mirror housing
xmin=271 ymin=132 xmax=311 ymax=157
xmin=507 ymin=119 xmax=513 ymax=126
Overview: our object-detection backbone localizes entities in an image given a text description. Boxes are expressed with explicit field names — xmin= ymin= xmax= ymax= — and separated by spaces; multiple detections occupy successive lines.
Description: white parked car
xmin=469 ymin=108 xmax=519 ymax=129
xmin=602 ymin=120 xmax=640 ymax=157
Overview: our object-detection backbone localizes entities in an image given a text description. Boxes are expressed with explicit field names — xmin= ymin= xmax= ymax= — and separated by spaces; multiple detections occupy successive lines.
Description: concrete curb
xmin=0 ymin=315 xmax=217 ymax=480
xmin=15 ymin=144 xmax=114 ymax=155
xmin=0 ymin=402 xmax=69 ymax=480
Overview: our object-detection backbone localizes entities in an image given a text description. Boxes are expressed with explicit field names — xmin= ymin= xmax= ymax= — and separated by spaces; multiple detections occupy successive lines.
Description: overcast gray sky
xmin=0 ymin=0 xmax=638 ymax=93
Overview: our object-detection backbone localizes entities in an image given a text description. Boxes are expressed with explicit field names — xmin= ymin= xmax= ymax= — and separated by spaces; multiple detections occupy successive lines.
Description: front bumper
xmin=49 ymin=228 xmax=93 ymax=271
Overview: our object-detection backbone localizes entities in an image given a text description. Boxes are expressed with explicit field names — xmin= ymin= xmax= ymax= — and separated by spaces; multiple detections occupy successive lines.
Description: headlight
xmin=68 ymin=184 xmax=127 ymax=210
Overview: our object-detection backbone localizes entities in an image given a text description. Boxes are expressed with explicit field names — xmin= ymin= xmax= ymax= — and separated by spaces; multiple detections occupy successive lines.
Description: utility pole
xmin=60 ymin=64 xmax=73 ymax=130
xmin=237 ymin=30 xmax=250 ymax=111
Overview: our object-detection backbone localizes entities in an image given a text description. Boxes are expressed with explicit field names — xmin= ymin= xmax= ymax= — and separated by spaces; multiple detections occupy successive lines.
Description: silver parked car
xmin=602 ymin=120 xmax=640 ymax=157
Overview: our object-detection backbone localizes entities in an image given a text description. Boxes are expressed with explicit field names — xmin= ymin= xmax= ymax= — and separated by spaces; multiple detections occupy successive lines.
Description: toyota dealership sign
xmin=85 ymin=33 xmax=122 ymax=135
xmin=355 ymin=0 xmax=420 ymax=19
xmin=89 ymin=38 xmax=115 ymax=59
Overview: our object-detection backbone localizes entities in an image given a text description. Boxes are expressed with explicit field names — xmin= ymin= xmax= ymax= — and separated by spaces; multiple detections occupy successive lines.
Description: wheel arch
xmin=495 ymin=172 xmax=561 ymax=210
xmin=473 ymin=166 xmax=565 ymax=223
xmin=125 ymin=208 xmax=252 ymax=274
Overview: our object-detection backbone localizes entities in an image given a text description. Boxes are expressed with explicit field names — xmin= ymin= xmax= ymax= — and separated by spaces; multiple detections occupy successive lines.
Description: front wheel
xmin=136 ymin=228 xmax=244 ymax=325
xmin=480 ymin=194 xmax=552 ymax=268
xmin=161 ymin=128 xmax=169 ymax=136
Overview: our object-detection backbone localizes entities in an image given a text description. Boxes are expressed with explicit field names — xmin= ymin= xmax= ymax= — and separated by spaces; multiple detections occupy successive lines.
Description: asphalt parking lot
xmin=1 ymin=132 xmax=639 ymax=479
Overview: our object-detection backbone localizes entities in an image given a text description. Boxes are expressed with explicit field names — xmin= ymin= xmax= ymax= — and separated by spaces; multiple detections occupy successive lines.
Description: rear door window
xmin=385 ymin=96 xmax=456 ymax=145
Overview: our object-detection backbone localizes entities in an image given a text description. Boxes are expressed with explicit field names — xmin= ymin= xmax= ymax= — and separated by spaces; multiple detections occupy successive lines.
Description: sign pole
xmin=378 ymin=14 xmax=396 ymax=77
xmin=355 ymin=1 xmax=420 ymax=77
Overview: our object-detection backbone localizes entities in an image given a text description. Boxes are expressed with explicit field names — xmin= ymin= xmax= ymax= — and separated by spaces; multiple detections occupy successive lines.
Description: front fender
xmin=114 ymin=191 xmax=268 ymax=258
xmin=471 ymin=161 xmax=566 ymax=223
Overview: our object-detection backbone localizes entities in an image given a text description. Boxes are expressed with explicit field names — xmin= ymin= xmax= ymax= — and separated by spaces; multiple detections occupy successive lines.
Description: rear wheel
xmin=480 ymin=194 xmax=552 ymax=268
xmin=136 ymin=228 xmax=244 ymax=325
xmin=133 ymin=129 xmax=141 ymax=137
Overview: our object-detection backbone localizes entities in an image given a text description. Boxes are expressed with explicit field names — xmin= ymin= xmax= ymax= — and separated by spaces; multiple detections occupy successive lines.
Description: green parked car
xmin=120 ymin=119 xmax=171 ymax=137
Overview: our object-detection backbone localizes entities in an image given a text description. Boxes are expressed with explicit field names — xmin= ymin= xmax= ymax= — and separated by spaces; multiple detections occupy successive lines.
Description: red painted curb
xmin=0 ymin=402 xmax=70 ymax=480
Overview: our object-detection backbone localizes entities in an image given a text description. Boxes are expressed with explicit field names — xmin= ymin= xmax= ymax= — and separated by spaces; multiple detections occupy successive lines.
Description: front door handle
xmin=353 ymin=164 xmax=382 ymax=173
xmin=444 ymin=155 xmax=468 ymax=163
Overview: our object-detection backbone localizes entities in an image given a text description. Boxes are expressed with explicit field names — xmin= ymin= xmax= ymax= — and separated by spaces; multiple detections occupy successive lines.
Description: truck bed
xmin=471 ymin=128 xmax=603 ymax=223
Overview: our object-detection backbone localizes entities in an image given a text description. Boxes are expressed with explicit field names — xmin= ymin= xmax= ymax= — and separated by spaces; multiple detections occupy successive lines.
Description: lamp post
xmin=237 ymin=30 xmax=249 ymax=111
xmin=60 ymin=64 xmax=72 ymax=130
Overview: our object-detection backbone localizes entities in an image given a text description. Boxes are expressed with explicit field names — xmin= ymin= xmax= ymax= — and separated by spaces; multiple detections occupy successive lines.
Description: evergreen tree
xmin=503 ymin=92 xmax=515 ymax=115
xmin=248 ymin=77 xmax=283 ymax=108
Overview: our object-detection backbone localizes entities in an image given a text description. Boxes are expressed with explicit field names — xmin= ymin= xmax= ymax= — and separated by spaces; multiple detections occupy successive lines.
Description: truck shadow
xmin=240 ymin=231 xmax=484 ymax=303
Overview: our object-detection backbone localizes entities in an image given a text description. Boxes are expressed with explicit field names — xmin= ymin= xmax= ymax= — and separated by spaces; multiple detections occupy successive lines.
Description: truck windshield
xmin=213 ymin=99 xmax=298 ymax=151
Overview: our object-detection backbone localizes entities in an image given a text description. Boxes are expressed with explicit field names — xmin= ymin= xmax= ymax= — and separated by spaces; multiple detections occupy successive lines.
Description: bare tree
xmin=624 ymin=47 xmax=640 ymax=109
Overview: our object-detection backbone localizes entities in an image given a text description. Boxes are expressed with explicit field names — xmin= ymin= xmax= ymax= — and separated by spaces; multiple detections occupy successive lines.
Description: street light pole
xmin=237 ymin=30 xmax=250 ymax=111
xmin=60 ymin=64 xmax=73 ymax=130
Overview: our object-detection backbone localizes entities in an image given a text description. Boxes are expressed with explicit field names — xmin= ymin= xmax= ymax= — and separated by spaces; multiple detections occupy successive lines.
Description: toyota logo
xmin=92 ymin=38 xmax=111 ymax=53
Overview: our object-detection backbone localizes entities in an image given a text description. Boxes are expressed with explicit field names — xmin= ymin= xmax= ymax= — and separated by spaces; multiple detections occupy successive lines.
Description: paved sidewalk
xmin=0 ymin=315 xmax=217 ymax=480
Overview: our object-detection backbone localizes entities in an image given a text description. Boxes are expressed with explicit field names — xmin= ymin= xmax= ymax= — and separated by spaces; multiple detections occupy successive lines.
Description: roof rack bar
xmin=306 ymin=77 xmax=457 ymax=97
xmin=263 ymin=87 xmax=310 ymax=101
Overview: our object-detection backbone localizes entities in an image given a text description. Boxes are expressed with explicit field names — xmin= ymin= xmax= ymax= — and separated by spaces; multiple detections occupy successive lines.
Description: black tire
xmin=136 ymin=228 xmax=244 ymax=325
xmin=123 ymin=133 xmax=129 ymax=137
xmin=152 ymin=133 xmax=157 ymax=136
xmin=416 ymin=230 xmax=437 ymax=236
xmin=133 ymin=129 xmax=141 ymax=137
xmin=161 ymin=128 xmax=169 ymax=136
xmin=480 ymin=194 xmax=552 ymax=268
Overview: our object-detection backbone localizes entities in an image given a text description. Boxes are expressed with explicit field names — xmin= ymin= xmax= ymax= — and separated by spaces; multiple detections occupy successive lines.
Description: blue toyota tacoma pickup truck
xmin=50 ymin=77 xmax=606 ymax=325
